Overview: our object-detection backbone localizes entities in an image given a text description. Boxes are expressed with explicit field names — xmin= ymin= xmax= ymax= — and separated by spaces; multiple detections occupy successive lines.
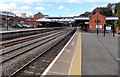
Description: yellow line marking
xmin=70 ymin=31 xmax=82 ymax=75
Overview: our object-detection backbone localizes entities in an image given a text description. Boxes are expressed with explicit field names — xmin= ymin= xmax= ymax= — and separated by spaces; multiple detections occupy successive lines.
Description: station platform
xmin=42 ymin=28 xmax=82 ymax=75
xmin=0 ymin=28 xmax=47 ymax=34
xmin=42 ymin=28 xmax=118 ymax=76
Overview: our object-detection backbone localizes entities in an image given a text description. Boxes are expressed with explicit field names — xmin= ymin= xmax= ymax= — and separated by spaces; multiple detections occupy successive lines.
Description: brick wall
xmin=89 ymin=13 xmax=106 ymax=30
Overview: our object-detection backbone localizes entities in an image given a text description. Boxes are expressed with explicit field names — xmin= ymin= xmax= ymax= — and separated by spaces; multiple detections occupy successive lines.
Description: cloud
xmin=57 ymin=5 xmax=70 ymax=11
xmin=0 ymin=2 xmax=33 ymax=16
xmin=26 ymin=12 xmax=33 ymax=17
xmin=37 ymin=3 xmax=53 ymax=7
xmin=68 ymin=14 xmax=79 ymax=16
xmin=34 ymin=7 xmax=45 ymax=10
xmin=0 ymin=0 xmax=119 ymax=3
xmin=0 ymin=0 xmax=40 ymax=4
xmin=65 ymin=8 xmax=70 ymax=11
xmin=21 ymin=6 xmax=31 ymax=10
xmin=0 ymin=2 xmax=17 ymax=11
xmin=67 ymin=0 xmax=82 ymax=3
xmin=90 ymin=4 xmax=108 ymax=11
xmin=58 ymin=5 xmax=64 ymax=9
xmin=92 ymin=4 xmax=97 ymax=6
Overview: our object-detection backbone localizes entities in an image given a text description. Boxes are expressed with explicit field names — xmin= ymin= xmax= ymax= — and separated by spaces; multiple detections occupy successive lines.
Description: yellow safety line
xmin=70 ymin=31 xmax=82 ymax=75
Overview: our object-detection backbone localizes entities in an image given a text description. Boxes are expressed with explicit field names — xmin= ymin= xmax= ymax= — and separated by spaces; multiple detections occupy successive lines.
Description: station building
xmin=89 ymin=13 xmax=106 ymax=30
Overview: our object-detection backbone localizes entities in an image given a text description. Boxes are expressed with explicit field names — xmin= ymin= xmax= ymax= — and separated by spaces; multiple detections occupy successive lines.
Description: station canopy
xmin=36 ymin=17 xmax=75 ymax=23
xmin=36 ymin=16 xmax=118 ymax=22
xmin=36 ymin=18 xmax=53 ymax=22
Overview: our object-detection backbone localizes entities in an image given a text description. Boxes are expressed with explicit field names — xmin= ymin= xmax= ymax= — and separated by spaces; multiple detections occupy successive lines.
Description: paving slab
xmin=82 ymin=31 xmax=118 ymax=75
xmin=43 ymin=28 xmax=81 ymax=75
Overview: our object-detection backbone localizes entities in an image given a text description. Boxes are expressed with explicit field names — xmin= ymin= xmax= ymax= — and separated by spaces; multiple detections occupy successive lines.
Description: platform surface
xmin=82 ymin=31 xmax=118 ymax=75
xmin=43 ymin=28 xmax=82 ymax=75
xmin=42 ymin=28 xmax=118 ymax=76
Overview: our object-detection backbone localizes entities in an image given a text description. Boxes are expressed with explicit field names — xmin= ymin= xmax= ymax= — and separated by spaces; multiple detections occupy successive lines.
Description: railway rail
xmin=0 ymin=30 xmax=64 ymax=56
xmin=0 ymin=29 xmax=63 ymax=49
xmin=1 ymin=27 xmax=63 ymax=41
xmin=8 ymin=28 xmax=76 ymax=76
xmin=1 ymin=30 xmax=66 ymax=63
xmin=2 ymin=28 xmax=75 ymax=76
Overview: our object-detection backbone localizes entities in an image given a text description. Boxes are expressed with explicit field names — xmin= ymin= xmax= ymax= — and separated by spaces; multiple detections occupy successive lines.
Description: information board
xmin=106 ymin=26 xmax=111 ymax=30
xmin=96 ymin=24 xmax=102 ymax=29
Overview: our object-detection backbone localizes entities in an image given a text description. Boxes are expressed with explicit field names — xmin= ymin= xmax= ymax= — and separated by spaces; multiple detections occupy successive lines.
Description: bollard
xmin=116 ymin=27 xmax=119 ymax=34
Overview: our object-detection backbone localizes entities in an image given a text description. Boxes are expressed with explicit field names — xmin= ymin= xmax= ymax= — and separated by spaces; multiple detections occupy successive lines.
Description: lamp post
xmin=6 ymin=11 xmax=10 ymax=30
xmin=113 ymin=25 xmax=115 ymax=37
xmin=96 ymin=7 xmax=99 ymax=35
xmin=6 ymin=11 xmax=9 ymax=30
xmin=104 ymin=24 xmax=106 ymax=36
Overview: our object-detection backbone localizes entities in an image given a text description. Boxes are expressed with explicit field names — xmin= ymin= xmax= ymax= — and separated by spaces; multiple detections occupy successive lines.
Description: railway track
xmin=8 ymin=28 xmax=76 ymax=77
xmin=2 ymin=28 xmax=74 ymax=76
xmin=1 ymin=27 xmax=63 ymax=41
xmin=1 ymin=30 xmax=66 ymax=63
xmin=0 ymin=29 xmax=63 ymax=49
xmin=0 ymin=30 xmax=64 ymax=55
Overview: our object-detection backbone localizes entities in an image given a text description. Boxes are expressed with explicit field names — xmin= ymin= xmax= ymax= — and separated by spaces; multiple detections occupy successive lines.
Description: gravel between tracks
xmin=17 ymin=29 xmax=76 ymax=76
xmin=2 ymin=28 xmax=73 ymax=75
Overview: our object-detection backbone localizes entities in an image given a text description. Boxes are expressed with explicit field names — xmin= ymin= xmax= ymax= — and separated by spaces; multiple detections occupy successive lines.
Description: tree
xmin=114 ymin=19 xmax=120 ymax=29
xmin=116 ymin=3 xmax=120 ymax=12
xmin=80 ymin=11 xmax=92 ymax=16
xmin=99 ymin=8 xmax=113 ymax=16
xmin=117 ymin=9 xmax=120 ymax=18
xmin=92 ymin=7 xmax=113 ymax=16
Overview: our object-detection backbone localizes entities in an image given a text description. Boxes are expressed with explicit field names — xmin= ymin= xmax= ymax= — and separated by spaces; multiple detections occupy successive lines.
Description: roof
xmin=0 ymin=11 xmax=16 ymax=17
xmin=74 ymin=17 xmax=89 ymax=20
xmin=34 ymin=12 xmax=44 ymax=16
xmin=45 ymin=16 xmax=74 ymax=19
xmin=36 ymin=16 xmax=119 ymax=21
xmin=106 ymin=17 xmax=119 ymax=20
xmin=36 ymin=18 xmax=53 ymax=22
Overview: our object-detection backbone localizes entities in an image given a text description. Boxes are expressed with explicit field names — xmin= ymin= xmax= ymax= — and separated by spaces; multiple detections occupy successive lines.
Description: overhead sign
xmin=96 ymin=24 xmax=102 ymax=29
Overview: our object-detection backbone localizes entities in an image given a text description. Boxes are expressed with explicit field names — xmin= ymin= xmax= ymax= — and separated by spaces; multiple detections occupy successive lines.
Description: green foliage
xmin=107 ymin=21 xmax=114 ymax=25
xmin=92 ymin=8 xmax=113 ymax=16
xmin=114 ymin=19 xmax=120 ymax=28
xmin=99 ymin=8 xmax=113 ymax=16
xmin=112 ymin=13 xmax=117 ymax=16
xmin=116 ymin=3 xmax=120 ymax=11
xmin=117 ymin=10 xmax=120 ymax=18
xmin=80 ymin=12 xmax=92 ymax=16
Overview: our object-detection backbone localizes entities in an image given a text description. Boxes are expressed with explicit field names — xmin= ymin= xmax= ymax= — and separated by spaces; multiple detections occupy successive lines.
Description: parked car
xmin=22 ymin=24 xmax=29 ymax=28
xmin=12 ymin=24 xmax=23 ymax=28
xmin=12 ymin=24 xmax=35 ymax=28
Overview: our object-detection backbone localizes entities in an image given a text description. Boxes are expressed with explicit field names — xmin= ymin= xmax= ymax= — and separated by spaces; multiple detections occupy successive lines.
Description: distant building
xmin=20 ymin=13 xmax=27 ymax=18
xmin=24 ymin=12 xmax=44 ymax=27
xmin=0 ymin=11 xmax=25 ymax=27
xmin=0 ymin=11 xmax=16 ymax=17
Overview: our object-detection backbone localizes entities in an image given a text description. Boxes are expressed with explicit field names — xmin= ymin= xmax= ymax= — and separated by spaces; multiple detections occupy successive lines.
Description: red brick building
xmin=24 ymin=12 xmax=44 ymax=27
xmin=0 ymin=11 xmax=25 ymax=27
xmin=89 ymin=13 xmax=106 ymax=30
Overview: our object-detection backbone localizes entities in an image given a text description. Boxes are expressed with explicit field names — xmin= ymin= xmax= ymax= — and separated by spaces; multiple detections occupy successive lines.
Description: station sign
xmin=106 ymin=26 xmax=111 ymax=30
xmin=96 ymin=24 xmax=102 ymax=29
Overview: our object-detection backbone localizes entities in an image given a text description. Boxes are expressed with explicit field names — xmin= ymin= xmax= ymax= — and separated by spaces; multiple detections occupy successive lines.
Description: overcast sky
xmin=0 ymin=0 xmax=119 ymax=17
